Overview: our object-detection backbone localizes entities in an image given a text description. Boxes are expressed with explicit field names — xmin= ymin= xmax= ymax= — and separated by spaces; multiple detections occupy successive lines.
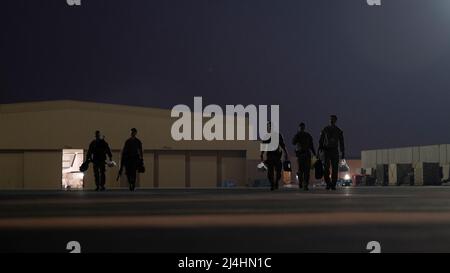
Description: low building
xmin=362 ymin=145 xmax=450 ymax=169
xmin=0 ymin=100 xmax=264 ymax=189
xmin=361 ymin=145 xmax=450 ymax=185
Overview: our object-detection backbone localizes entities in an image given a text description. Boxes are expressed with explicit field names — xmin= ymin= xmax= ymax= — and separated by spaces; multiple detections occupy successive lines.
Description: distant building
xmin=362 ymin=145 xmax=450 ymax=169
xmin=361 ymin=145 xmax=450 ymax=185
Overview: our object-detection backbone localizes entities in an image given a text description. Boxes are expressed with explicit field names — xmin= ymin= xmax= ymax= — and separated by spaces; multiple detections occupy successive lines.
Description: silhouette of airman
xmin=292 ymin=122 xmax=316 ymax=191
xmin=318 ymin=115 xmax=345 ymax=190
xmin=86 ymin=130 xmax=112 ymax=191
xmin=120 ymin=128 xmax=143 ymax=191
xmin=260 ymin=122 xmax=289 ymax=191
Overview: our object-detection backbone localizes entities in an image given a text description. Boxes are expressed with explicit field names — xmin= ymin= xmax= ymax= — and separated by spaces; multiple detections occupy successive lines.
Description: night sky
xmin=2 ymin=0 xmax=450 ymax=157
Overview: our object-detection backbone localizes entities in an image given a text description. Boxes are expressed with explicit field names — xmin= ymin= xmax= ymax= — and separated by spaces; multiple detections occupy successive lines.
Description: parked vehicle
xmin=337 ymin=160 xmax=352 ymax=187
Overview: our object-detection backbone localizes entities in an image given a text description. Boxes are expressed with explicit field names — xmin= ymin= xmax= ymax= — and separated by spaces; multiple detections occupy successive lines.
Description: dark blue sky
xmin=2 ymin=0 xmax=450 ymax=157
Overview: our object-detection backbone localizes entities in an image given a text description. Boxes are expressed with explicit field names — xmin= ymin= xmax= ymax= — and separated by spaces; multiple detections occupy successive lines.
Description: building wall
xmin=362 ymin=144 xmax=450 ymax=169
xmin=24 ymin=151 xmax=61 ymax=189
xmin=0 ymin=101 xmax=260 ymax=159
xmin=190 ymin=152 xmax=218 ymax=188
xmin=0 ymin=149 xmax=249 ymax=189
xmin=158 ymin=153 xmax=186 ymax=188
xmin=347 ymin=159 xmax=362 ymax=175
xmin=0 ymin=101 xmax=261 ymax=189
xmin=221 ymin=151 xmax=247 ymax=187
xmin=0 ymin=153 xmax=24 ymax=189
xmin=0 ymin=151 xmax=60 ymax=189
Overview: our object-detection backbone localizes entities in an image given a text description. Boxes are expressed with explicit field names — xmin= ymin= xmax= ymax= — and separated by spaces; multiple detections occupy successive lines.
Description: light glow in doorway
xmin=62 ymin=149 xmax=84 ymax=189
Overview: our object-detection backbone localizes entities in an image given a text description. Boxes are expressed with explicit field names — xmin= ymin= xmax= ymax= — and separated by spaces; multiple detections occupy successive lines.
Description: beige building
xmin=362 ymin=145 xmax=450 ymax=185
xmin=0 ymin=100 xmax=265 ymax=190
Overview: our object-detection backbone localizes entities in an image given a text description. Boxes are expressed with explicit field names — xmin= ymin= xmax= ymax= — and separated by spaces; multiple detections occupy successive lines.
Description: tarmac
xmin=1 ymin=186 xmax=450 ymax=252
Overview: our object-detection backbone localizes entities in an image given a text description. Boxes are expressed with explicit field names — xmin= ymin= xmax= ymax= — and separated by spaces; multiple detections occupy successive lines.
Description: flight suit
xmin=292 ymin=131 xmax=316 ymax=189
xmin=87 ymin=139 xmax=112 ymax=190
xmin=121 ymin=137 xmax=143 ymax=190
xmin=262 ymin=133 xmax=286 ymax=190
xmin=319 ymin=125 xmax=345 ymax=190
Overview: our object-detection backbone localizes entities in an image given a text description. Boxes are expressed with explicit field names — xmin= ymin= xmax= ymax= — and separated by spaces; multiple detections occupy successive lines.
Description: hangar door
xmin=220 ymin=151 xmax=246 ymax=187
xmin=157 ymin=152 xmax=186 ymax=188
xmin=155 ymin=150 xmax=246 ymax=188
xmin=189 ymin=151 xmax=218 ymax=188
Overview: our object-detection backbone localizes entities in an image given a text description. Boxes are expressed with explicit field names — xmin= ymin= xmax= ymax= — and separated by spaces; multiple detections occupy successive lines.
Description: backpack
xmin=79 ymin=160 xmax=90 ymax=172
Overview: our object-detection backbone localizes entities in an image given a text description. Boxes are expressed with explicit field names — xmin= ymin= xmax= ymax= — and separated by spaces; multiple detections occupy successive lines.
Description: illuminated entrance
xmin=62 ymin=149 xmax=85 ymax=189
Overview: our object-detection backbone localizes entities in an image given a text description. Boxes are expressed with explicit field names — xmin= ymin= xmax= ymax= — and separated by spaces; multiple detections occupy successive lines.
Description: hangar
xmin=0 ymin=100 xmax=262 ymax=190
xmin=361 ymin=145 xmax=450 ymax=185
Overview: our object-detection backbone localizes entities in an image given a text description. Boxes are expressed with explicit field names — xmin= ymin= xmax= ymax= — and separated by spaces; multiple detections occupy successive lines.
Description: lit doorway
xmin=62 ymin=149 xmax=85 ymax=189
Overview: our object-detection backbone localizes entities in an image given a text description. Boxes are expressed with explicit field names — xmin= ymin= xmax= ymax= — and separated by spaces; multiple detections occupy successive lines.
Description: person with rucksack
xmin=119 ymin=128 xmax=144 ymax=191
xmin=318 ymin=115 xmax=345 ymax=190
xmin=86 ymin=130 xmax=113 ymax=191
xmin=292 ymin=122 xmax=316 ymax=191
xmin=260 ymin=122 xmax=289 ymax=191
